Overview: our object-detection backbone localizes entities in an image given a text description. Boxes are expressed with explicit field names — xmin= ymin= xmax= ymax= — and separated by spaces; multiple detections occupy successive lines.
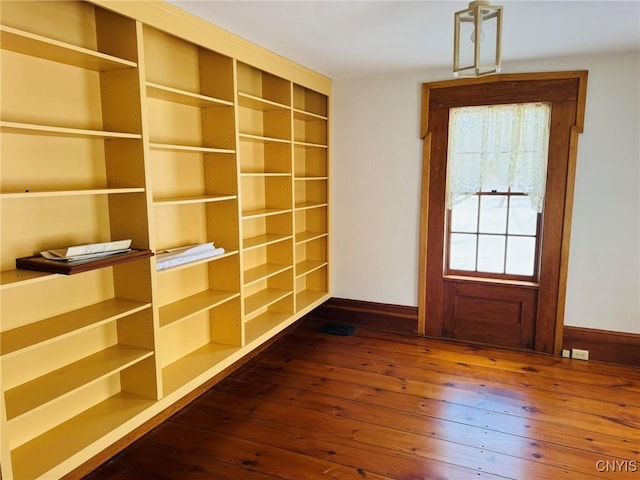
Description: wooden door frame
xmin=417 ymin=71 xmax=588 ymax=354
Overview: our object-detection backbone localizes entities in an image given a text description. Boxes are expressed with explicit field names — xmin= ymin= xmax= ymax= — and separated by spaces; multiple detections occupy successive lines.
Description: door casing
xmin=418 ymin=71 xmax=588 ymax=354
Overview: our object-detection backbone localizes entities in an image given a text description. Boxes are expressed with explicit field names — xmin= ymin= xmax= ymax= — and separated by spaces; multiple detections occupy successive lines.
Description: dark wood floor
xmin=84 ymin=317 xmax=640 ymax=480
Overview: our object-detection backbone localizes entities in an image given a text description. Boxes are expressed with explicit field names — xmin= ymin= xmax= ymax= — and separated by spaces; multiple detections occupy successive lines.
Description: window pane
xmin=477 ymin=235 xmax=505 ymax=273
xmin=450 ymin=196 xmax=478 ymax=233
xmin=479 ymin=195 xmax=507 ymax=234
xmin=508 ymin=196 xmax=538 ymax=235
xmin=449 ymin=233 xmax=476 ymax=271
xmin=506 ymin=236 xmax=536 ymax=276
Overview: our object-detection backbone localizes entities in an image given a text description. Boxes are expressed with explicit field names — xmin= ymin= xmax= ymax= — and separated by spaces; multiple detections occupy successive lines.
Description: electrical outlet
xmin=562 ymin=349 xmax=571 ymax=358
xmin=571 ymin=348 xmax=589 ymax=360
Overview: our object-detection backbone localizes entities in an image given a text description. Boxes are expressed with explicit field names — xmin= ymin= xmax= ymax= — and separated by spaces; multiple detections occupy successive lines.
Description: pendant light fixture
xmin=453 ymin=0 xmax=503 ymax=77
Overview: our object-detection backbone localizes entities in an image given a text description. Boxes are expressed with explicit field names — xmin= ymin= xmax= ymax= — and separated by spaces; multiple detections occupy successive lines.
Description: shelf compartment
xmin=154 ymin=200 xmax=240 ymax=254
xmin=238 ymin=104 xmax=291 ymax=142
xmin=0 ymin=25 xmax=136 ymax=71
xmin=297 ymin=288 xmax=329 ymax=313
xmin=293 ymin=84 xmax=328 ymax=118
xmin=10 ymin=392 xmax=154 ymax=480
xmin=295 ymin=235 xmax=327 ymax=278
xmin=161 ymin=342 xmax=240 ymax=396
xmin=244 ymin=233 xmax=292 ymax=251
xmin=159 ymin=290 xmax=240 ymax=328
xmin=294 ymin=138 xmax=327 ymax=179
xmin=1 ymin=298 xmax=151 ymax=357
xmin=241 ymin=175 xmax=291 ymax=217
xmin=147 ymin=99 xmax=235 ymax=151
xmin=239 ymin=136 xmax=291 ymax=175
xmin=295 ymin=206 xmax=327 ymax=243
xmin=0 ymin=121 xmax=141 ymax=139
xmin=245 ymin=288 xmax=292 ymax=319
xmin=295 ymin=231 xmax=328 ymax=245
xmin=159 ymin=297 xmax=242 ymax=394
xmin=296 ymin=266 xmax=329 ymax=313
xmin=244 ymin=310 xmax=291 ymax=346
xmin=237 ymin=62 xmax=291 ymax=107
xmin=244 ymin=263 xmax=292 ymax=286
xmin=143 ymin=26 xmax=234 ymax=104
xmin=146 ymin=82 xmax=233 ymax=108
xmin=294 ymin=111 xmax=327 ymax=146
xmin=296 ymin=259 xmax=327 ymax=278
xmin=4 ymin=345 xmax=153 ymax=421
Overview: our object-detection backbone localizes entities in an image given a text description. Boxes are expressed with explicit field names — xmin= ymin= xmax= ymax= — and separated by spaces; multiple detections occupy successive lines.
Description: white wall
xmin=331 ymin=51 xmax=640 ymax=334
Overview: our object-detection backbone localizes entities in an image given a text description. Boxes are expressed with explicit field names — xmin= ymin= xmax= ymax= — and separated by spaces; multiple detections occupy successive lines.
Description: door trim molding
xmin=418 ymin=71 xmax=588 ymax=354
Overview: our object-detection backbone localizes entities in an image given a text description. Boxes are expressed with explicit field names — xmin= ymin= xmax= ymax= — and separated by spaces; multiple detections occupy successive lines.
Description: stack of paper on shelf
xmin=156 ymin=242 xmax=225 ymax=271
xmin=40 ymin=239 xmax=132 ymax=262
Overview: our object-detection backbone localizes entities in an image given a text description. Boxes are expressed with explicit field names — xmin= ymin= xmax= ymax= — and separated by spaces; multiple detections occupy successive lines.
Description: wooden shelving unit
xmin=0 ymin=1 xmax=330 ymax=478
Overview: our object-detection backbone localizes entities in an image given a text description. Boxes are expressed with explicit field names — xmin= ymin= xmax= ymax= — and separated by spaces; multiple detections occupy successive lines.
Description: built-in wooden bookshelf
xmin=0 ymin=1 xmax=331 ymax=479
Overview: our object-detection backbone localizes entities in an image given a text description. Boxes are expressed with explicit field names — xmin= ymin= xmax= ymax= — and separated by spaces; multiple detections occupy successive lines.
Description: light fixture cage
xmin=453 ymin=0 xmax=503 ymax=77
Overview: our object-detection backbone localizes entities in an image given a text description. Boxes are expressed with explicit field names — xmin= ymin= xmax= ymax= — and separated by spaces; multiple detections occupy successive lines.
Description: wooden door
xmin=418 ymin=72 xmax=588 ymax=354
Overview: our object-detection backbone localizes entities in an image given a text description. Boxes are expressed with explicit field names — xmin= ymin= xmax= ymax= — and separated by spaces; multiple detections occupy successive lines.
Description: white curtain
xmin=446 ymin=102 xmax=551 ymax=213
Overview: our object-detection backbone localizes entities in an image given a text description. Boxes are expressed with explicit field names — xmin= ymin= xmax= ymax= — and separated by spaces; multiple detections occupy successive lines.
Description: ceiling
xmin=168 ymin=1 xmax=640 ymax=79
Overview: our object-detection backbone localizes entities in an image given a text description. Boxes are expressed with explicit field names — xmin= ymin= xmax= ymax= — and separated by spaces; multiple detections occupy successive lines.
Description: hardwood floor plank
xmin=167 ymin=412 xmax=506 ymax=480
xmin=143 ymin=420 xmax=394 ymax=480
xmin=213 ymin=372 xmax=626 ymax=479
xmin=254 ymin=351 xmax=640 ymax=442
xmin=84 ymin=319 xmax=639 ymax=480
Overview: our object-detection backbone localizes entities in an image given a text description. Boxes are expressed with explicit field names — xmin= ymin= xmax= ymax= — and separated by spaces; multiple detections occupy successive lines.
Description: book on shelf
xmin=40 ymin=239 xmax=132 ymax=262
xmin=156 ymin=242 xmax=225 ymax=271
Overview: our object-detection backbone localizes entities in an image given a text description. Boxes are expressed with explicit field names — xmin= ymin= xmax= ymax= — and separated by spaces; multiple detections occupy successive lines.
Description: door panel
xmin=443 ymin=279 xmax=537 ymax=348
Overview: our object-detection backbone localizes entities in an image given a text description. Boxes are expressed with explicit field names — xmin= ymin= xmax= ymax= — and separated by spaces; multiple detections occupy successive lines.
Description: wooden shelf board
xmin=153 ymin=194 xmax=237 ymax=206
xmin=244 ymin=311 xmax=291 ymax=345
xmin=242 ymin=207 xmax=291 ymax=219
xmin=148 ymin=142 xmax=235 ymax=154
xmin=159 ymin=290 xmax=240 ymax=328
xmin=156 ymin=250 xmax=239 ymax=275
xmin=238 ymin=92 xmax=290 ymax=111
xmin=1 ymin=298 xmax=151 ymax=357
xmin=0 ymin=26 xmax=137 ymax=71
xmin=244 ymin=288 xmax=292 ymax=317
xmin=5 ymin=345 xmax=153 ymax=421
xmin=10 ymin=392 xmax=154 ymax=480
xmin=293 ymin=140 xmax=328 ymax=149
xmin=294 ymin=176 xmax=328 ymax=181
xmin=162 ymin=342 xmax=241 ymax=396
xmin=238 ymin=133 xmax=291 ymax=145
xmin=0 ymin=121 xmax=141 ymax=139
xmin=293 ymin=108 xmax=328 ymax=121
xmin=0 ymin=270 xmax=58 ymax=290
xmin=243 ymin=233 xmax=292 ymax=250
xmin=296 ymin=289 xmax=329 ymax=312
xmin=146 ymin=82 xmax=233 ymax=108
xmin=295 ymin=259 xmax=327 ymax=277
xmin=295 ymin=231 xmax=328 ymax=245
xmin=295 ymin=201 xmax=328 ymax=211
xmin=0 ymin=187 xmax=144 ymax=199
xmin=244 ymin=263 xmax=291 ymax=286
xmin=240 ymin=172 xmax=291 ymax=177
